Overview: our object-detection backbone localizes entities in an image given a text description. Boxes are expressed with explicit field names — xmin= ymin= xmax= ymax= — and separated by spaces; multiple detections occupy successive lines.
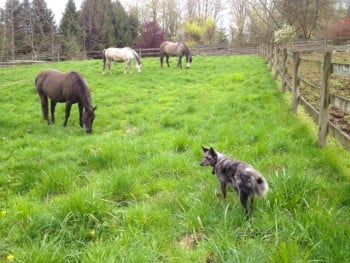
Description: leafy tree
xmin=185 ymin=21 xmax=204 ymax=43
xmin=184 ymin=17 xmax=219 ymax=45
xmin=274 ymin=24 xmax=297 ymax=44
xmin=135 ymin=21 xmax=165 ymax=48
xmin=323 ymin=16 xmax=350 ymax=43
xmin=202 ymin=17 xmax=216 ymax=44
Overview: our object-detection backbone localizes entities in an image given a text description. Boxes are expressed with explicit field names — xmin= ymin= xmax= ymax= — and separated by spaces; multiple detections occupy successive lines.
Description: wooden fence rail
xmin=261 ymin=43 xmax=350 ymax=151
xmin=1 ymin=45 xmax=259 ymax=66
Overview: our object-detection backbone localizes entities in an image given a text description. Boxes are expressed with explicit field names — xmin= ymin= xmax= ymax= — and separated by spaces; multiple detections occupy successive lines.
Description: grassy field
xmin=0 ymin=55 xmax=350 ymax=262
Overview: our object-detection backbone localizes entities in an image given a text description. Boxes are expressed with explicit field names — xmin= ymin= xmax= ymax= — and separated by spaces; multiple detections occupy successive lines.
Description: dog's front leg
xmin=249 ymin=196 xmax=254 ymax=210
xmin=220 ymin=182 xmax=227 ymax=199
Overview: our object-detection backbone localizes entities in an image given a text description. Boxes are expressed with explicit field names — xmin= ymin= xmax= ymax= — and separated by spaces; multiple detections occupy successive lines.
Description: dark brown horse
xmin=35 ymin=69 xmax=96 ymax=133
xmin=160 ymin=41 xmax=193 ymax=69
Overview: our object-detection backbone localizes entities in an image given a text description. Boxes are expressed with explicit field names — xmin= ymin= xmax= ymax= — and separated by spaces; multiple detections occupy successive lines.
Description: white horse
xmin=102 ymin=47 xmax=142 ymax=75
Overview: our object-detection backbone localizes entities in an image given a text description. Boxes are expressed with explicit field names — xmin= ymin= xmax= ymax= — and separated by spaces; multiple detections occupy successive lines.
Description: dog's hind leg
xmin=220 ymin=182 xmax=227 ymax=199
xmin=238 ymin=190 xmax=250 ymax=215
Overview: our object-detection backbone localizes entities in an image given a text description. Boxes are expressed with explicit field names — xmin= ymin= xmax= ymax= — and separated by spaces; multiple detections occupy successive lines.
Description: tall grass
xmin=0 ymin=55 xmax=349 ymax=262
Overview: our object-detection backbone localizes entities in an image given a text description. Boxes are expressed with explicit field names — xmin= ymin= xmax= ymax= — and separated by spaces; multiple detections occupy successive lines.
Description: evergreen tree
xmin=0 ymin=7 xmax=6 ymax=61
xmin=80 ymin=0 xmax=139 ymax=52
xmin=128 ymin=7 xmax=140 ymax=44
xmin=4 ymin=0 xmax=23 ymax=59
xmin=59 ymin=0 xmax=81 ymax=57
xmin=31 ymin=0 xmax=56 ymax=59
xmin=80 ymin=0 xmax=103 ymax=51
xmin=111 ymin=1 xmax=130 ymax=47
xmin=21 ymin=0 xmax=33 ymax=55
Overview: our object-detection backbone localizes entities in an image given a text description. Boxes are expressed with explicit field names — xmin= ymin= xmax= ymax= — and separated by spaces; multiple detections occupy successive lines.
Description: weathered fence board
xmin=332 ymin=63 xmax=350 ymax=77
xmin=263 ymin=43 xmax=350 ymax=151
xmin=299 ymin=96 xmax=319 ymax=124
xmin=328 ymin=122 xmax=350 ymax=151
xmin=330 ymin=94 xmax=350 ymax=114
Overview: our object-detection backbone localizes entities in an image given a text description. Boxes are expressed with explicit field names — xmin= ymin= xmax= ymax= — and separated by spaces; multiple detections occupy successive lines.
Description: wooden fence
xmin=261 ymin=43 xmax=350 ymax=151
xmin=0 ymin=45 xmax=258 ymax=66
xmin=137 ymin=46 xmax=258 ymax=58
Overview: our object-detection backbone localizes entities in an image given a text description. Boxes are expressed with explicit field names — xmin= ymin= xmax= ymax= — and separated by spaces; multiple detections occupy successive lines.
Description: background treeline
xmin=1 ymin=0 xmax=350 ymax=61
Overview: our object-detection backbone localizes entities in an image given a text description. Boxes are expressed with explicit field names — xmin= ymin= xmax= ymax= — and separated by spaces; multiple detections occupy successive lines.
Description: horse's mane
xmin=128 ymin=48 xmax=141 ymax=65
xmin=69 ymin=71 xmax=93 ymax=111
xmin=182 ymin=43 xmax=191 ymax=56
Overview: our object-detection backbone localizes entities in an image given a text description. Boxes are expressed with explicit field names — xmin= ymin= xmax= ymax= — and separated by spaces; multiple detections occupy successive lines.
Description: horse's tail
xmin=35 ymin=72 xmax=44 ymax=92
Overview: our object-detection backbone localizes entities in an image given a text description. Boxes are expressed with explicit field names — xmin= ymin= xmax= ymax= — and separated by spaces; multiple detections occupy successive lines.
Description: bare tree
xmin=227 ymin=0 xmax=249 ymax=46
xmin=185 ymin=0 xmax=223 ymax=24
xmin=275 ymin=0 xmax=333 ymax=39
xmin=248 ymin=0 xmax=336 ymax=41
xmin=147 ymin=0 xmax=160 ymax=22
xmin=160 ymin=0 xmax=181 ymax=39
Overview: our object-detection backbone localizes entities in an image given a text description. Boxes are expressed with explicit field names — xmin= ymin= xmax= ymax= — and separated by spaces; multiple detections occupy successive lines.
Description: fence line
xmin=261 ymin=43 xmax=350 ymax=151
xmin=0 ymin=45 xmax=259 ymax=66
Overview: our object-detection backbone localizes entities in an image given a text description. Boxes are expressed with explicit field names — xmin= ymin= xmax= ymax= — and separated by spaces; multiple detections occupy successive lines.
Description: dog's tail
xmin=255 ymin=174 xmax=269 ymax=197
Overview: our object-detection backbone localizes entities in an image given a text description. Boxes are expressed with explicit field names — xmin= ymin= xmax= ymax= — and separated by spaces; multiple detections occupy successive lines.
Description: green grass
xmin=0 ymin=55 xmax=350 ymax=262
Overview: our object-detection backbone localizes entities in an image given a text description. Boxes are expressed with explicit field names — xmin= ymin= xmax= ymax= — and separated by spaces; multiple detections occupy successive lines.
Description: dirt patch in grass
xmin=178 ymin=232 xmax=207 ymax=250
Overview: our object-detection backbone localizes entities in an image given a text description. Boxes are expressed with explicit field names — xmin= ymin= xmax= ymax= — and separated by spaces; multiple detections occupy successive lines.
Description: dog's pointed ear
xmin=202 ymin=146 xmax=209 ymax=152
xmin=209 ymin=147 xmax=217 ymax=157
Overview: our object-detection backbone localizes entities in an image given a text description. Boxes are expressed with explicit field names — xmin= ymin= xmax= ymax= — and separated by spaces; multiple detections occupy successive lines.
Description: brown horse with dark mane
xmin=160 ymin=41 xmax=193 ymax=69
xmin=35 ymin=69 xmax=96 ymax=133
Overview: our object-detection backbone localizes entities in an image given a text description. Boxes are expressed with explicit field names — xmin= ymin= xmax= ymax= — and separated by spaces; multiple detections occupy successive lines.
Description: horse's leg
xmin=160 ymin=55 xmax=163 ymax=68
xmin=63 ymin=102 xmax=72 ymax=127
xmin=166 ymin=55 xmax=170 ymax=67
xmin=50 ymin=101 xmax=56 ymax=124
xmin=178 ymin=56 xmax=183 ymax=68
xmin=78 ymin=102 xmax=83 ymax=128
xmin=124 ymin=62 xmax=128 ymax=74
xmin=128 ymin=61 xmax=131 ymax=73
xmin=40 ymin=95 xmax=50 ymax=125
xmin=103 ymin=59 xmax=106 ymax=75
xmin=106 ymin=59 xmax=112 ymax=75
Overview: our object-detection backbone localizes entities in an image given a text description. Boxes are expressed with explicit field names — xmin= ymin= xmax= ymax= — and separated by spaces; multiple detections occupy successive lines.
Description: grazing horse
xmin=35 ymin=69 xmax=96 ymax=133
xmin=160 ymin=41 xmax=193 ymax=68
xmin=102 ymin=47 xmax=142 ymax=75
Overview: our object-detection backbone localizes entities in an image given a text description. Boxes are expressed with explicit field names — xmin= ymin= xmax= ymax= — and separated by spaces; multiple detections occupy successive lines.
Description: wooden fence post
xmin=274 ymin=46 xmax=279 ymax=79
xmin=281 ymin=48 xmax=287 ymax=93
xmin=318 ymin=51 xmax=332 ymax=147
xmin=269 ymin=43 xmax=273 ymax=71
xmin=292 ymin=51 xmax=300 ymax=113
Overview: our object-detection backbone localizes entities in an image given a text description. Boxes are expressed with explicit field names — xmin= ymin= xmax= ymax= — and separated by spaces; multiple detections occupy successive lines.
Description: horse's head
xmin=183 ymin=45 xmax=192 ymax=68
xmin=83 ymin=106 xmax=96 ymax=133
xmin=136 ymin=63 xmax=142 ymax=73
xmin=186 ymin=53 xmax=192 ymax=68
